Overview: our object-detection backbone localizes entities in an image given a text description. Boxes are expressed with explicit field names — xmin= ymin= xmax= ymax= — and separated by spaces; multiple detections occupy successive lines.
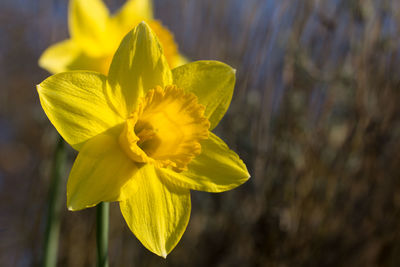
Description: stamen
xmin=136 ymin=129 xmax=157 ymax=146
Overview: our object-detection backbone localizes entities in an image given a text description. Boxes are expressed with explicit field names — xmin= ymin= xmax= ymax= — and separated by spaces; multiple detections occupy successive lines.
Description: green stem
xmin=42 ymin=137 xmax=66 ymax=267
xmin=96 ymin=202 xmax=109 ymax=267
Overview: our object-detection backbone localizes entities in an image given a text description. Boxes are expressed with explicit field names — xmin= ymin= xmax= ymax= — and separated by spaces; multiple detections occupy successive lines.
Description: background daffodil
xmin=39 ymin=0 xmax=186 ymax=75
xmin=37 ymin=22 xmax=250 ymax=257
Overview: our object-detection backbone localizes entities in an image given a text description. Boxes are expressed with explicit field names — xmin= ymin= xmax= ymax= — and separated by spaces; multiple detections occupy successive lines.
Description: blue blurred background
xmin=1 ymin=0 xmax=400 ymax=266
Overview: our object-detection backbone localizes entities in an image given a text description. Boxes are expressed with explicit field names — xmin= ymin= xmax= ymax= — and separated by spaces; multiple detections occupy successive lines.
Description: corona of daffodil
xmin=39 ymin=0 xmax=185 ymax=75
xmin=37 ymin=22 xmax=250 ymax=257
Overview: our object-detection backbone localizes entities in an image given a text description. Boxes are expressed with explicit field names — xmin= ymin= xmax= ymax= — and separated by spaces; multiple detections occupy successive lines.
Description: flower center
xmin=119 ymin=85 xmax=210 ymax=172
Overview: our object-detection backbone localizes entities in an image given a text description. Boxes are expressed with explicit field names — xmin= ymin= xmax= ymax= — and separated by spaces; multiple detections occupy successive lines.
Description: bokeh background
xmin=1 ymin=0 xmax=400 ymax=266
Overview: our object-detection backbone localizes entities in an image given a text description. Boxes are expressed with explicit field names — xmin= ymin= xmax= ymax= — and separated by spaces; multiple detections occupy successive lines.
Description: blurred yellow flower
xmin=37 ymin=22 xmax=249 ymax=257
xmin=39 ymin=0 xmax=186 ymax=75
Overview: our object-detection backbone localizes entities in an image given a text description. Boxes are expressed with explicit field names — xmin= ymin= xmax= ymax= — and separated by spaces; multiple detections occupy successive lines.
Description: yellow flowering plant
xmin=37 ymin=22 xmax=250 ymax=257
xmin=39 ymin=0 xmax=186 ymax=75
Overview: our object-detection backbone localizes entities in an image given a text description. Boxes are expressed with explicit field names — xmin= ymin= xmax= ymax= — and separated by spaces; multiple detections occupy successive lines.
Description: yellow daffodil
xmin=37 ymin=22 xmax=250 ymax=257
xmin=39 ymin=0 xmax=186 ymax=75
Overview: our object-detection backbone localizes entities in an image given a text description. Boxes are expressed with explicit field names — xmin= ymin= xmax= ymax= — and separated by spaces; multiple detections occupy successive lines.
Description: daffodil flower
xmin=37 ymin=22 xmax=250 ymax=257
xmin=39 ymin=0 xmax=186 ymax=75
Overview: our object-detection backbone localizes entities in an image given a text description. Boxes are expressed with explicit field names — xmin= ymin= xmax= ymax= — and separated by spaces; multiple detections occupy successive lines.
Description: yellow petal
xmin=67 ymin=53 xmax=113 ymax=76
xmin=112 ymin=0 xmax=153 ymax=29
xmin=37 ymin=71 xmax=123 ymax=150
xmin=119 ymin=164 xmax=190 ymax=258
xmin=67 ymin=129 xmax=137 ymax=211
xmin=38 ymin=39 xmax=80 ymax=74
xmin=172 ymin=61 xmax=236 ymax=130
xmin=69 ymin=0 xmax=111 ymax=56
xmin=38 ymin=39 xmax=113 ymax=75
xmin=107 ymin=22 xmax=172 ymax=118
xmin=147 ymin=20 xmax=180 ymax=69
xmin=173 ymin=54 xmax=189 ymax=68
xmin=159 ymin=132 xmax=250 ymax=192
